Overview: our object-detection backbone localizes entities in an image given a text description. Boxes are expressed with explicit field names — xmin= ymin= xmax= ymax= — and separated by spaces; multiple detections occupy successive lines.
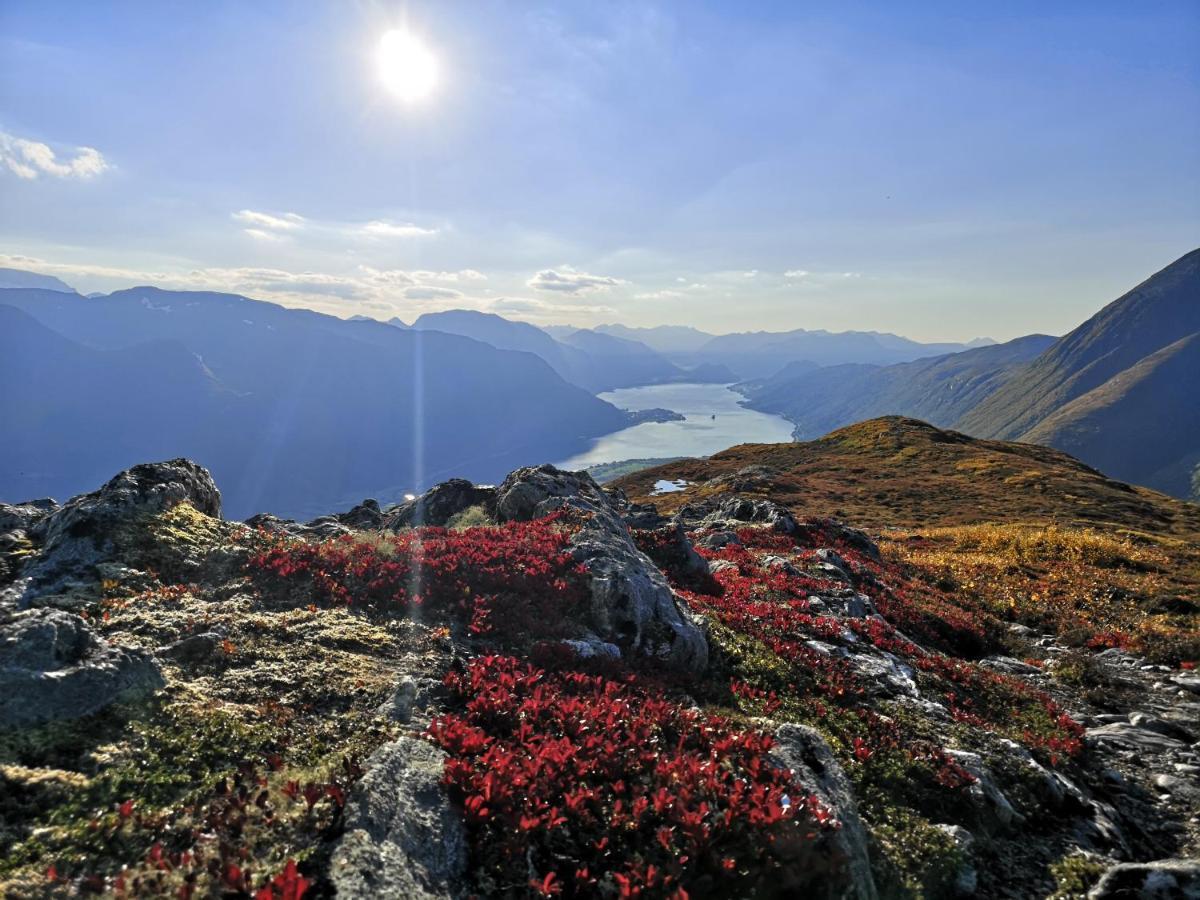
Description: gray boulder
xmin=384 ymin=479 xmax=495 ymax=530
xmin=0 ymin=608 xmax=164 ymax=727
xmin=944 ymin=750 xmax=1022 ymax=832
xmin=330 ymin=737 xmax=467 ymax=899
xmin=769 ymin=723 xmax=878 ymax=900
xmin=494 ymin=465 xmax=708 ymax=671
xmin=1087 ymin=859 xmax=1200 ymax=899
xmin=698 ymin=495 xmax=800 ymax=535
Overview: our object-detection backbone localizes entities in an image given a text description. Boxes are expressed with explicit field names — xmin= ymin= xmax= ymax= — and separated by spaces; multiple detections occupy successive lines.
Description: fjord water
xmin=556 ymin=382 xmax=794 ymax=469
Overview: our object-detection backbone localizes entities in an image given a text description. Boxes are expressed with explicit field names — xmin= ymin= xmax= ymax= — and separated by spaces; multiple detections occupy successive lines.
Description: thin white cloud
xmin=0 ymin=131 xmax=109 ymax=180
xmin=634 ymin=289 xmax=682 ymax=300
xmin=243 ymin=228 xmax=282 ymax=242
xmin=528 ymin=266 xmax=624 ymax=295
xmin=410 ymin=269 xmax=486 ymax=282
xmin=361 ymin=220 xmax=439 ymax=239
xmin=232 ymin=209 xmax=305 ymax=231
xmin=784 ymin=269 xmax=809 ymax=279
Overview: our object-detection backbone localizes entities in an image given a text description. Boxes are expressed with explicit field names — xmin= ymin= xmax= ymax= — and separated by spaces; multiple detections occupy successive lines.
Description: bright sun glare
xmin=378 ymin=29 xmax=438 ymax=102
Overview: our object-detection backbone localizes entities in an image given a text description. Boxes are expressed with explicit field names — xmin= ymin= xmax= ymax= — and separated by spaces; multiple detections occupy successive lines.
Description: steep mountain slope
xmin=687 ymin=329 xmax=981 ymax=380
xmin=1021 ymin=332 xmax=1200 ymax=497
xmin=739 ymin=334 xmax=1056 ymax=439
xmin=0 ymin=288 xmax=626 ymax=518
xmin=0 ymin=305 xmax=233 ymax=497
xmin=958 ymin=248 xmax=1200 ymax=441
xmin=615 ymin=416 xmax=1200 ymax=536
xmin=0 ymin=267 xmax=75 ymax=292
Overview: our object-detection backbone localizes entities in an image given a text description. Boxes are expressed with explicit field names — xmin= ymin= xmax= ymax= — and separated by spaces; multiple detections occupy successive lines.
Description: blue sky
xmin=1 ymin=1 xmax=1197 ymax=340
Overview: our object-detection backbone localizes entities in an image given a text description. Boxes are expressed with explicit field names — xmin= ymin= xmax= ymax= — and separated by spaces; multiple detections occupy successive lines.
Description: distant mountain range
xmin=679 ymin=330 xmax=991 ymax=381
xmin=0 ymin=287 xmax=627 ymax=519
xmin=410 ymin=310 xmax=714 ymax=393
xmin=738 ymin=333 xmax=1057 ymax=439
xmin=5 ymin=246 xmax=1196 ymax=511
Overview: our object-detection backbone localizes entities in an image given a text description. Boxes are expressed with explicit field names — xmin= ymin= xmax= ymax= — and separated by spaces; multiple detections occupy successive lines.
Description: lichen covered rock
xmin=0 ymin=607 xmax=163 ymax=727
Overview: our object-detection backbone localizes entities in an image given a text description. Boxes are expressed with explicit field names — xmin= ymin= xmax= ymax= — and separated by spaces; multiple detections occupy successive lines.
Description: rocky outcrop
xmin=2 ymin=459 xmax=222 ymax=609
xmin=330 ymin=737 xmax=467 ymax=899
xmin=246 ymin=499 xmax=384 ymax=539
xmin=384 ymin=480 xmax=495 ymax=530
xmin=0 ymin=607 xmax=164 ymax=726
xmin=494 ymin=465 xmax=708 ymax=671
xmin=770 ymin=723 xmax=878 ymax=900
xmin=676 ymin=494 xmax=800 ymax=535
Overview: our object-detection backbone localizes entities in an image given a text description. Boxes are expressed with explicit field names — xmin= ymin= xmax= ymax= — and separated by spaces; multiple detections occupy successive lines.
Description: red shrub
xmin=248 ymin=514 xmax=592 ymax=643
xmin=428 ymin=655 xmax=844 ymax=898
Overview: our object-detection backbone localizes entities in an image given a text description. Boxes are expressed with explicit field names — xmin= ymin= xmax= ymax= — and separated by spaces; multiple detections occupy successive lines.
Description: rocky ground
xmin=1 ymin=459 xmax=1197 ymax=898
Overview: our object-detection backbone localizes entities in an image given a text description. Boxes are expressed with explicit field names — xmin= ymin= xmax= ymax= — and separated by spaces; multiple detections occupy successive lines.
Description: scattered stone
xmin=980 ymin=656 xmax=1044 ymax=677
xmin=0 ymin=608 xmax=164 ymax=727
xmin=156 ymin=631 xmax=224 ymax=665
xmin=381 ymin=676 xmax=419 ymax=724
xmin=330 ymin=737 xmax=467 ymax=899
xmin=695 ymin=529 xmax=741 ymax=550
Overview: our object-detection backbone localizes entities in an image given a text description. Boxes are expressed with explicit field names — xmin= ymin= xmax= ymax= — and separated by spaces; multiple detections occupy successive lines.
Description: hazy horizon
xmin=2 ymin=1 xmax=1198 ymax=342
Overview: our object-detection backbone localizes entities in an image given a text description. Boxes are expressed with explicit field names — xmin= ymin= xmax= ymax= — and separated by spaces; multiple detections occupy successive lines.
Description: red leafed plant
xmin=428 ymin=654 xmax=844 ymax=898
xmin=248 ymin=513 xmax=592 ymax=643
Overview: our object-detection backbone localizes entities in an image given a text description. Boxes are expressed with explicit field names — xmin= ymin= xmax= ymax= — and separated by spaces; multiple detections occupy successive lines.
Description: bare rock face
xmin=0 ymin=607 xmax=164 ymax=727
xmin=330 ymin=737 xmax=467 ymax=899
xmin=770 ymin=723 xmax=878 ymax=900
xmin=4 ymin=459 xmax=221 ymax=609
xmin=384 ymin=480 xmax=495 ymax=531
xmin=494 ymin=465 xmax=708 ymax=672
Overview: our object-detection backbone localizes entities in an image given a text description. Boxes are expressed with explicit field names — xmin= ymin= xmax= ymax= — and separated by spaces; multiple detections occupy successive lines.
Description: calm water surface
xmin=556 ymin=383 xmax=794 ymax=469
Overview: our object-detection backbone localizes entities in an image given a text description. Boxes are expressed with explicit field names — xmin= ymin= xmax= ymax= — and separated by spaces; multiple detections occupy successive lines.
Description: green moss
xmin=1048 ymin=852 xmax=1107 ymax=899
xmin=864 ymin=800 xmax=962 ymax=899
xmin=445 ymin=504 xmax=493 ymax=529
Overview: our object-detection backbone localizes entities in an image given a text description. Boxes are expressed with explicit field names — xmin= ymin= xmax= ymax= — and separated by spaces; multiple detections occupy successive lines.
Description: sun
xmin=377 ymin=29 xmax=438 ymax=102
